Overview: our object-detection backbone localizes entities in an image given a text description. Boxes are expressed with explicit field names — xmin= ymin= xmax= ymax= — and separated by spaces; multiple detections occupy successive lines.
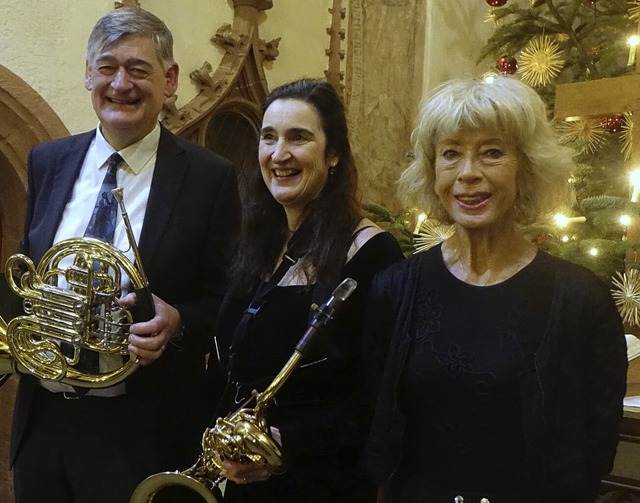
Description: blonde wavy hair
xmin=398 ymin=76 xmax=575 ymax=225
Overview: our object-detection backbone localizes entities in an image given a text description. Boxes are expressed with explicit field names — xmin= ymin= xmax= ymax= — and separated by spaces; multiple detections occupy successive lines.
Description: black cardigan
xmin=364 ymin=248 xmax=627 ymax=502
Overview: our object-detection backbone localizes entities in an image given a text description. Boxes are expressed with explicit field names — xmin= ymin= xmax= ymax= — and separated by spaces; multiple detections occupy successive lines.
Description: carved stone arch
xmin=203 ymin=97 xmax=261 ymax=179
xmin=161 ymin=0 xmax=276 ymax=174
xmin=0 ymin=65 xmax=69 ymax=264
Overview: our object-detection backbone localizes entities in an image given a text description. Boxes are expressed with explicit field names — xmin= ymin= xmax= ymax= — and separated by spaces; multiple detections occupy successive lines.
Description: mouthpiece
xmin=111 ymin=187 xmax=124 ymax=202
xmin=315 ymin=277 xmax=358 ymax=320
xmin=331 ymin=277 xmax=358 ymax=303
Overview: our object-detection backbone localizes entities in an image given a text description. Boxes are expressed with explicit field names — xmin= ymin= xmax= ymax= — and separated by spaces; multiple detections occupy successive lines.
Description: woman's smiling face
xmin=259 ymin=98 xmax=338 ymax=227
xmin=434 ymin=127 xmax=520 ymax=232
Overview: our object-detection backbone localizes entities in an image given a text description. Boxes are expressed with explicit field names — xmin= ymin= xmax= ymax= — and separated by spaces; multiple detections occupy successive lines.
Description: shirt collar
xmin=94 ymin=123 xmax=161 ymax=174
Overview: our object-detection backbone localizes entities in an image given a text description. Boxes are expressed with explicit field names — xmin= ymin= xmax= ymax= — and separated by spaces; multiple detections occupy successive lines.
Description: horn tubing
xmin=111 ymin=188 xmax=149 ymax=286
xmin=1 ymin=237 xmax=144 ymax=388
xmin=112 ymin=188 xmax=155 ymax=322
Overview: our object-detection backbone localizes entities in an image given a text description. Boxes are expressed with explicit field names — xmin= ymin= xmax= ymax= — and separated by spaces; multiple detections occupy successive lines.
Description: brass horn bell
xmin=0 ymin=188 xmax=151 ymax=388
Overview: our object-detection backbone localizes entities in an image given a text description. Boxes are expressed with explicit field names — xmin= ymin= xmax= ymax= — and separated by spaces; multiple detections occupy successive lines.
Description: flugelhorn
xmin=0 ymin=187 xmax=154 ymax=388
xmin=129 ymin=278 xmax=358 ymax=503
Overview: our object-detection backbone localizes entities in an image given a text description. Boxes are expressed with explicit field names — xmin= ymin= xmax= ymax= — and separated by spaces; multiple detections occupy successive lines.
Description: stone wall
xmin=0 ymin=377 xmax=16 ymax=502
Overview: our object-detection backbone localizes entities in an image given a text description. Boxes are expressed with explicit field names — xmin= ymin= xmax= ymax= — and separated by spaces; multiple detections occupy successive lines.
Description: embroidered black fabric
xmin=393 ymin=249 xmax=551 ymax=499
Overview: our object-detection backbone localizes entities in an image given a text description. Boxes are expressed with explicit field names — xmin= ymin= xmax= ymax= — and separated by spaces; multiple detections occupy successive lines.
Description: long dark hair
xmin=231 ymin=79 xmax=361 ymax=295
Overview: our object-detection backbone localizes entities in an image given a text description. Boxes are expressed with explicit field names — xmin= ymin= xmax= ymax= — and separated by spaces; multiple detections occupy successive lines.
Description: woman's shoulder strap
xmin=347 ymin=217 xmax=386 ymax=262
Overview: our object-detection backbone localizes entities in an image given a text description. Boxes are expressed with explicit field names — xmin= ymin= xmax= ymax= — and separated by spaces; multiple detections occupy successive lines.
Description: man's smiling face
xmin=84 ymin=34 xmax=178 ymax=149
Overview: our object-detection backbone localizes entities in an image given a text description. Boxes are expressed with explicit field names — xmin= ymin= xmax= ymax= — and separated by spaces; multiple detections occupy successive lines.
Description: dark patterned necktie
xmin=84 ymin=152 xmax=123 ymax=242
xmin=71 ymin=152 xmax=123 ymax=382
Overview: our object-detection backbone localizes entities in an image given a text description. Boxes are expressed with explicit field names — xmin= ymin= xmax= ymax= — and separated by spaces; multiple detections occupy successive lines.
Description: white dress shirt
xmin=40 ymin=123 xmax=161 ymax=396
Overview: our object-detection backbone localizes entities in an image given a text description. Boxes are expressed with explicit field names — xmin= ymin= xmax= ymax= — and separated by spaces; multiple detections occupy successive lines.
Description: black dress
xmin=364 ymin=244 xmax=627 ymax=503
xmin=213 ymin=231 xmax=403 ymax=503
xmin=388 ymin=248 xmax=550 ymax=502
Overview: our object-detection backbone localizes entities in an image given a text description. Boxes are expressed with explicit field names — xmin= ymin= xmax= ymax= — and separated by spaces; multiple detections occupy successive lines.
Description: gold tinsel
xmin=630 ymin=1 xmax=640 ymax=22
xmin=484 ymin=9 xmax=501 ymax=27
xmin=621 ymin=112 xmax=634 ymax=161
xmin=612 ymin=269 xmax=640 ymax=327
xmin=414 ymin=219 xmax=455 ymax=254
xmin=518 ymin=36 xmax=565 ymax=87
xmin=556 ymin=118 xmax=605 ymax=155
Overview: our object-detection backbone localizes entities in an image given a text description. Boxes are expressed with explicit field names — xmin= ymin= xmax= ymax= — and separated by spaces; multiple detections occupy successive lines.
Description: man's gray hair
xmin=86 ymin=7 xmax=174 ymax=69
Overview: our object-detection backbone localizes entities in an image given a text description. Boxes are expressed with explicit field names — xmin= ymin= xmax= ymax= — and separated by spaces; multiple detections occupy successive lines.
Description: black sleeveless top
xmin=212 ymin=232 xmax=403 ymax=503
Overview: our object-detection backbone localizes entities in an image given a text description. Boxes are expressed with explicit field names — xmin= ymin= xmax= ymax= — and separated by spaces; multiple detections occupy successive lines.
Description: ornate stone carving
xmin=189 ymin=61 xmax=216 ymax=90
xmin=212 ymin=23 xmax=247 ymax=54
xmin=162 ymin=1 xmax=273 ymax=142
xmin=114 ymin=0 xmax=141 ymax=8
xmin=257 ymin=37 xmax=281 ymax=62
xmin=346 ymin=0 xmax=364 ymax=128
xmin=162 ymin=95 xmax=192 ymax=123
xmin=325 ymin=0 xmax=346 ymax=95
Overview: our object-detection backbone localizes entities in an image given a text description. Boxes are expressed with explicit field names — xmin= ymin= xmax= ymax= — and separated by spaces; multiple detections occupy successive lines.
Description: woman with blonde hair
xmin=364 ymin=76 xmax=626 ymax=502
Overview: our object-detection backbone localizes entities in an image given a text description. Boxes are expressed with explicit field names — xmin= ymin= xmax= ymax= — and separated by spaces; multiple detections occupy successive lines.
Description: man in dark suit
xmin=10 ymin=7 xmax=239 ymax=503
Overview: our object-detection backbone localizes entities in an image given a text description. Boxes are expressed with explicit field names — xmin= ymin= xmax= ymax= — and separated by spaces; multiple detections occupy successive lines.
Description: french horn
xmin=0 ymin=188 xmax=154 ymax=388
xmin=129 ymin=277 xmax=358 ymax=503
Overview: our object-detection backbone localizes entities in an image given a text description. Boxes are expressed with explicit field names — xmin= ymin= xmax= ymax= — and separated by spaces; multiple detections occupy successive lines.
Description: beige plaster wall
xmin=0 ymin=0 xmax=333 ymax=135
xmin=0 ymin=0 xmax=492 ymax=137
xmin=423 ymin=0 xmax=494 ymax=94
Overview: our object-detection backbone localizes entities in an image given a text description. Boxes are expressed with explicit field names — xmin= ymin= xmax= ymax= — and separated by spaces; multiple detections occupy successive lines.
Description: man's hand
xmin=119 ymin=292 xmax=182 ymax=365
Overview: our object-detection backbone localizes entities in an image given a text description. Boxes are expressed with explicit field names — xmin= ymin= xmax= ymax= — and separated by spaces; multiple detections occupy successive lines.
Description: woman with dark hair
xmin=364 ymin=76 xmax=627 ymax=502
xmin=210 ymin=78 xmax=404 ymax=503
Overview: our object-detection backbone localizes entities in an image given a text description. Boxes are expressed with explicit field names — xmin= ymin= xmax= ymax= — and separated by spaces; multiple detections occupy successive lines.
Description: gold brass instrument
xmin=0 ymin=188 xmax=152 ymax=388
xmin=129 ymin=278 xmax=359 ymax=503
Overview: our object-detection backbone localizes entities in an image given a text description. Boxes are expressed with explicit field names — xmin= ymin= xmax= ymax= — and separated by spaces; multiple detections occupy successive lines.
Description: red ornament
xmin=486 ymin=0 xmax=508 ymax=6
xmin=600 ymin=115 xmax=625 ymax=134
xmin=495 ymin=55 xmax=518 ymax=75
xmin=533 ymin=233 xmax=551 ymax=244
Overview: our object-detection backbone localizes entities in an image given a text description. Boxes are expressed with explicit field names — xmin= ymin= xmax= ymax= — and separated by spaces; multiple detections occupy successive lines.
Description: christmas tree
xmin=480 ymin=0 xmax=640 ymax=326
xmin=478 ymin=0 xmax=636 ymax=276
xmin=366 ymin=0 xmax=640 ymax=325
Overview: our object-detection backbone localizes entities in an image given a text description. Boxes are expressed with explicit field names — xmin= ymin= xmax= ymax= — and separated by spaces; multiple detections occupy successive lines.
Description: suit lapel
xmin=34 ymin=132 xmax=94 ymax=260
xmin=138 ymin=126 xmax=188 ymax=262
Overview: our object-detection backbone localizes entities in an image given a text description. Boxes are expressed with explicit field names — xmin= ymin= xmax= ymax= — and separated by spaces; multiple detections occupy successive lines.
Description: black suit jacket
xmin=11 ymin=125 xmax=239 ymax=467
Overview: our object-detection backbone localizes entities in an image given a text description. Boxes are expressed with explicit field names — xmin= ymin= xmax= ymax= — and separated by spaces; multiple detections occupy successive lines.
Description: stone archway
xmin=0 ymin=65 xmax=69 ymax=263
xmin=0 ymin=64 xmax=69 ymax=503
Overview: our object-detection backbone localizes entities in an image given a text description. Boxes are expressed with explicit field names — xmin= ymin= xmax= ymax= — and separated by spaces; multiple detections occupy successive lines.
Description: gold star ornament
xmin=518 ymin=36 xmax=565 ymax=87
xmin=612 ymin=269 xmax=640 ymax=328
xmin=556 ymin=117 xmax=605 ymax=155
xmin=414 ymin=219 xmax=455 ymax=254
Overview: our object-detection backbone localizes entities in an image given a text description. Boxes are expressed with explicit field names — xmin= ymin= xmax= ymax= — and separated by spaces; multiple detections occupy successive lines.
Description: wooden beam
xmin=554 ymin=73 xmax=640 ymax=119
